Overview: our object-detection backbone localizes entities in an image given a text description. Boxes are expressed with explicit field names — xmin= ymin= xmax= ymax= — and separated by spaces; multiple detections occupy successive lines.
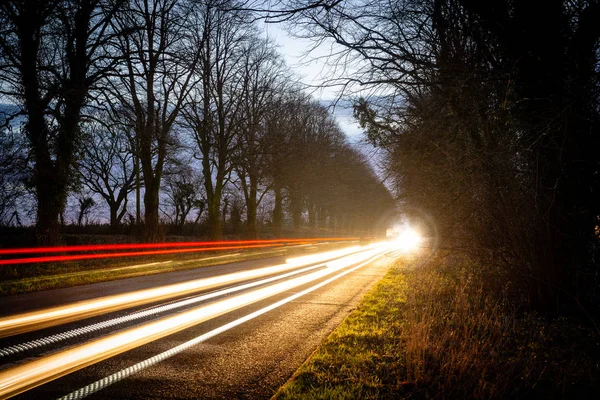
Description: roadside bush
xmin=401 ymin=257 xmax=600 ymax=398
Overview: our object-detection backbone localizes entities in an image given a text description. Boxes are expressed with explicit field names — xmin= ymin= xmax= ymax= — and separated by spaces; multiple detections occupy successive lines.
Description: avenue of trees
xmin=4 ymin=0 xmax=598 ymax=311
xmin=276 ymin=0 xmax=600 ymax=309
xmin=0 ymin=0 xmax=394 ymax=244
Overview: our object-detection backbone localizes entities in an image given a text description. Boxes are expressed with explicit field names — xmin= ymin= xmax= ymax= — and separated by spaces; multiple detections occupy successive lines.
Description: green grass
xmin=274 ymin=256 xmax=600 ymax=399
xmin=0 ymin=242 xmax=353 ymax=296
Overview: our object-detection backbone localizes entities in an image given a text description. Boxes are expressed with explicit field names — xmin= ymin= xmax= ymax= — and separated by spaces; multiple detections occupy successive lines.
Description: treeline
xmin=0 ymin=0 xmax=394 ymax=244
xmin=285 ymin=0 xmax=600 ymax=309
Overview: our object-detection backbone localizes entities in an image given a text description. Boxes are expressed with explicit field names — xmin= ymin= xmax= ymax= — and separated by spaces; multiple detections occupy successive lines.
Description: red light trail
xmin=0 ymin=238 xmax=360 ymax=266
xmin=0 ymin=244 xmax=286 ymax=266
xmin=0 ymin=237 xmax=358 ymax=255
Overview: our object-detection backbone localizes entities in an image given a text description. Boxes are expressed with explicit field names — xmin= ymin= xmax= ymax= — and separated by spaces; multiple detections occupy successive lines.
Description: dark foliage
xmin=288 ymin=0 xmax=600 ymax=311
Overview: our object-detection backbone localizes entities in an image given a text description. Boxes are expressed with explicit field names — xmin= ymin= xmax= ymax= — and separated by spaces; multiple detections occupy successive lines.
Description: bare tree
xmin=182 ymin=0 xmax=253 ymax=239
xmin=77 ymin=117 xmax=136 ymax=230
xmin=234 ymin=38 xmax=291 ymax=238
xmin=163 ymin=164 xmax=204 ymax=227
xmin=76 ymin=195 xmax=95 ymax=227
xmin=0 ymin=0 xmax=126 ymax=244
xmin=110 ymin=0 xmax=199 ymax=241
xmin=0 ymin=112 xmax=30 ymax=226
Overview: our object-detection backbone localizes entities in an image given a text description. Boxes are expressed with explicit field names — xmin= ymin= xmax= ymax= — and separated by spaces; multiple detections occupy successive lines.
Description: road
xmin=0 ymin=244 xmax=396 ymax=399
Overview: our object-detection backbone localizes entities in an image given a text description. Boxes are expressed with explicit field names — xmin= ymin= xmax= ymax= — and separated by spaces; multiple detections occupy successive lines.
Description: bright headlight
xmin=394 ymin=227 xmax=422 ymax=252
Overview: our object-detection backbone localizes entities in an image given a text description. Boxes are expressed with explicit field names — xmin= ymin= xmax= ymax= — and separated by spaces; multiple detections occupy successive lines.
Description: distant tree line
xmin=0 ymin=0 xmax=394 ymax=244
xmin=280 ymin=0 xmax=600 ymax=309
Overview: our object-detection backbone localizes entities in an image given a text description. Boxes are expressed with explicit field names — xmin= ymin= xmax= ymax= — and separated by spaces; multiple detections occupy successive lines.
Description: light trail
xmin=285 ymin=246 xmax=361 ymax=266
xmin=0 ymin=263 xmax=325 ymax=358
xmin=0 ymin=244 xmax=285 ymax=266
xmin=0 ymin=237 xmax=359 ymax=255
xmin=0 ymin=246 xmax=367 ymax=338
xmin=59 ymin=253 xmax=384 ymax=400
xmin=0 ymin=244 xmax=388 ymax=399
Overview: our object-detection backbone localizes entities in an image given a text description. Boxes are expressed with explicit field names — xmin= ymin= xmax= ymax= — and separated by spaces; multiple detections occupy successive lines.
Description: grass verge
xmin=274 ymin=255 xmax=600 ymax=399
xmin=0 ymin=242 xmax=353 ymax=296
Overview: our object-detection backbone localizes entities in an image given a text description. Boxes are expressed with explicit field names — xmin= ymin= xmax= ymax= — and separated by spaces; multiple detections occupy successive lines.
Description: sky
xmin=262 ymin=23 xmax=364 ymax=140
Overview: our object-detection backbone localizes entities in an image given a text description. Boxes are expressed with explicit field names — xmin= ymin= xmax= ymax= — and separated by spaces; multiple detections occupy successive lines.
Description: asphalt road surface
xmin=0 ymin=248 xmax=396 ymax=399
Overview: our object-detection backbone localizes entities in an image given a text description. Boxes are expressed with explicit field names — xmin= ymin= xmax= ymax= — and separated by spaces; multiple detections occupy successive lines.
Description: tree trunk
xmin=245 ymin=175 xmax=258 ymax=239
xmin=289 ymin=186 xmax=302 ymax=229
xmin=206 ymin=197 xmax=222 ymax=240
xmin=32 ymin=122 xmax=70 ymax=246
xmin=308 ymin=203 xmax=317 ymax=229
xmin=35 ymin=178 xmax=64 ymax=246
xmin=272 ymin=183 xmax=283 ymax=237
xmin=109 ymin=202 xmax=119 ymax=232
xmin=135 ymin=154 xmax=141 ymax=225
xmin=246 ymin=198 xmax=257 ymax=239
xmin=144 ymin=177 xmax=162 ymax=242
xmin=318 ymin=207 xmax=327 ymax=229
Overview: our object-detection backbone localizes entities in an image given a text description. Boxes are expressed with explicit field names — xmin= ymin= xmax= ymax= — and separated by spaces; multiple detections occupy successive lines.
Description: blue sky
xmin=263 ymin=23 xmax=364 ymax=140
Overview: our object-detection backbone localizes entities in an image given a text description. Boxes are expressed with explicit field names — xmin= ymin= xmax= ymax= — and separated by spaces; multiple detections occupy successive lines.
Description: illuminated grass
xmin=0 ymin=243 xmax=350 ymax=295
xmin=274 ymin=263 xmax=409 ymax=399
xmin=274 ymin=257 xmax=600 ymax=399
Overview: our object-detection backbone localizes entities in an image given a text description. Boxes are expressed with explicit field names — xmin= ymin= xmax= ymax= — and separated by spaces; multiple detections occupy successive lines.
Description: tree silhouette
xmin=0 ymin=0 xmax=126 ymax=244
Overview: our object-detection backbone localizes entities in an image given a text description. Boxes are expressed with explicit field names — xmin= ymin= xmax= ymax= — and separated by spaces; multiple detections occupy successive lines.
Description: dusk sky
xmin=263 ymin=23 xmax=364 ymax=139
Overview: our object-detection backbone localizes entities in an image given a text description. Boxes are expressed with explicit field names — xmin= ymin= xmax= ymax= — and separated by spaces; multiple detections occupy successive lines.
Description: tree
xmin=234 ymin=37 xmax=290 ymax=238
xmin=76 ymin=195 xmax=95 ymax=226
xmin=0 ymin=0 xmax=125 ymax=244
xmin=260 ymin=95 xmax=330 ymax=231
xmin=261 ymin=93 xmax=393 ymax=235
xmin=77 ymin=116 xmax=136 ymax=231
xmin=183 ymin=0 xmax=253 ymax=239
xmin=110 ymin=0 xmax=199 ymax=241
xmin=163 ymin=164 xmax=204 ymax=228
xmin=261 ymin=95 xmax=306 ymax=234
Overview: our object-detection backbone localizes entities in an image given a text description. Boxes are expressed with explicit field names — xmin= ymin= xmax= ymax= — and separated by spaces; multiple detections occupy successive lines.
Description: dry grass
xmin=275 ymin=255 xmax=600 ymax=399
xmin=402 ymin=263 xmax=520 ymax=398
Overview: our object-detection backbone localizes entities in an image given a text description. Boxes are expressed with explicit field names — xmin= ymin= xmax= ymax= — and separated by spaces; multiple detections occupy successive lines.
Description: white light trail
xmin=284 ymin=246 xmax=362 ymax=267
xmin=59 ymin=253 xmax=384 ymax=400
xmin=0 ymin=244 xmax=389 ymax=398
xmin=0 ymin=264 xmax=324 ymax=358
xmin=0 ymin=246 xmax=363 ymax=338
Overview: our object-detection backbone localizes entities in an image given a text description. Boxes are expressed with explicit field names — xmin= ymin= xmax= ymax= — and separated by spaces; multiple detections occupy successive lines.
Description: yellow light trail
xmin=0 ymin=246 xmax=364 ymax=339
xmin=0 ymin=243 xmax=389 ymax=399
xmin=284 ymin=246 xmax=362 ymax=266
xmin=61 ymin=252 xmax=385 ymax=399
